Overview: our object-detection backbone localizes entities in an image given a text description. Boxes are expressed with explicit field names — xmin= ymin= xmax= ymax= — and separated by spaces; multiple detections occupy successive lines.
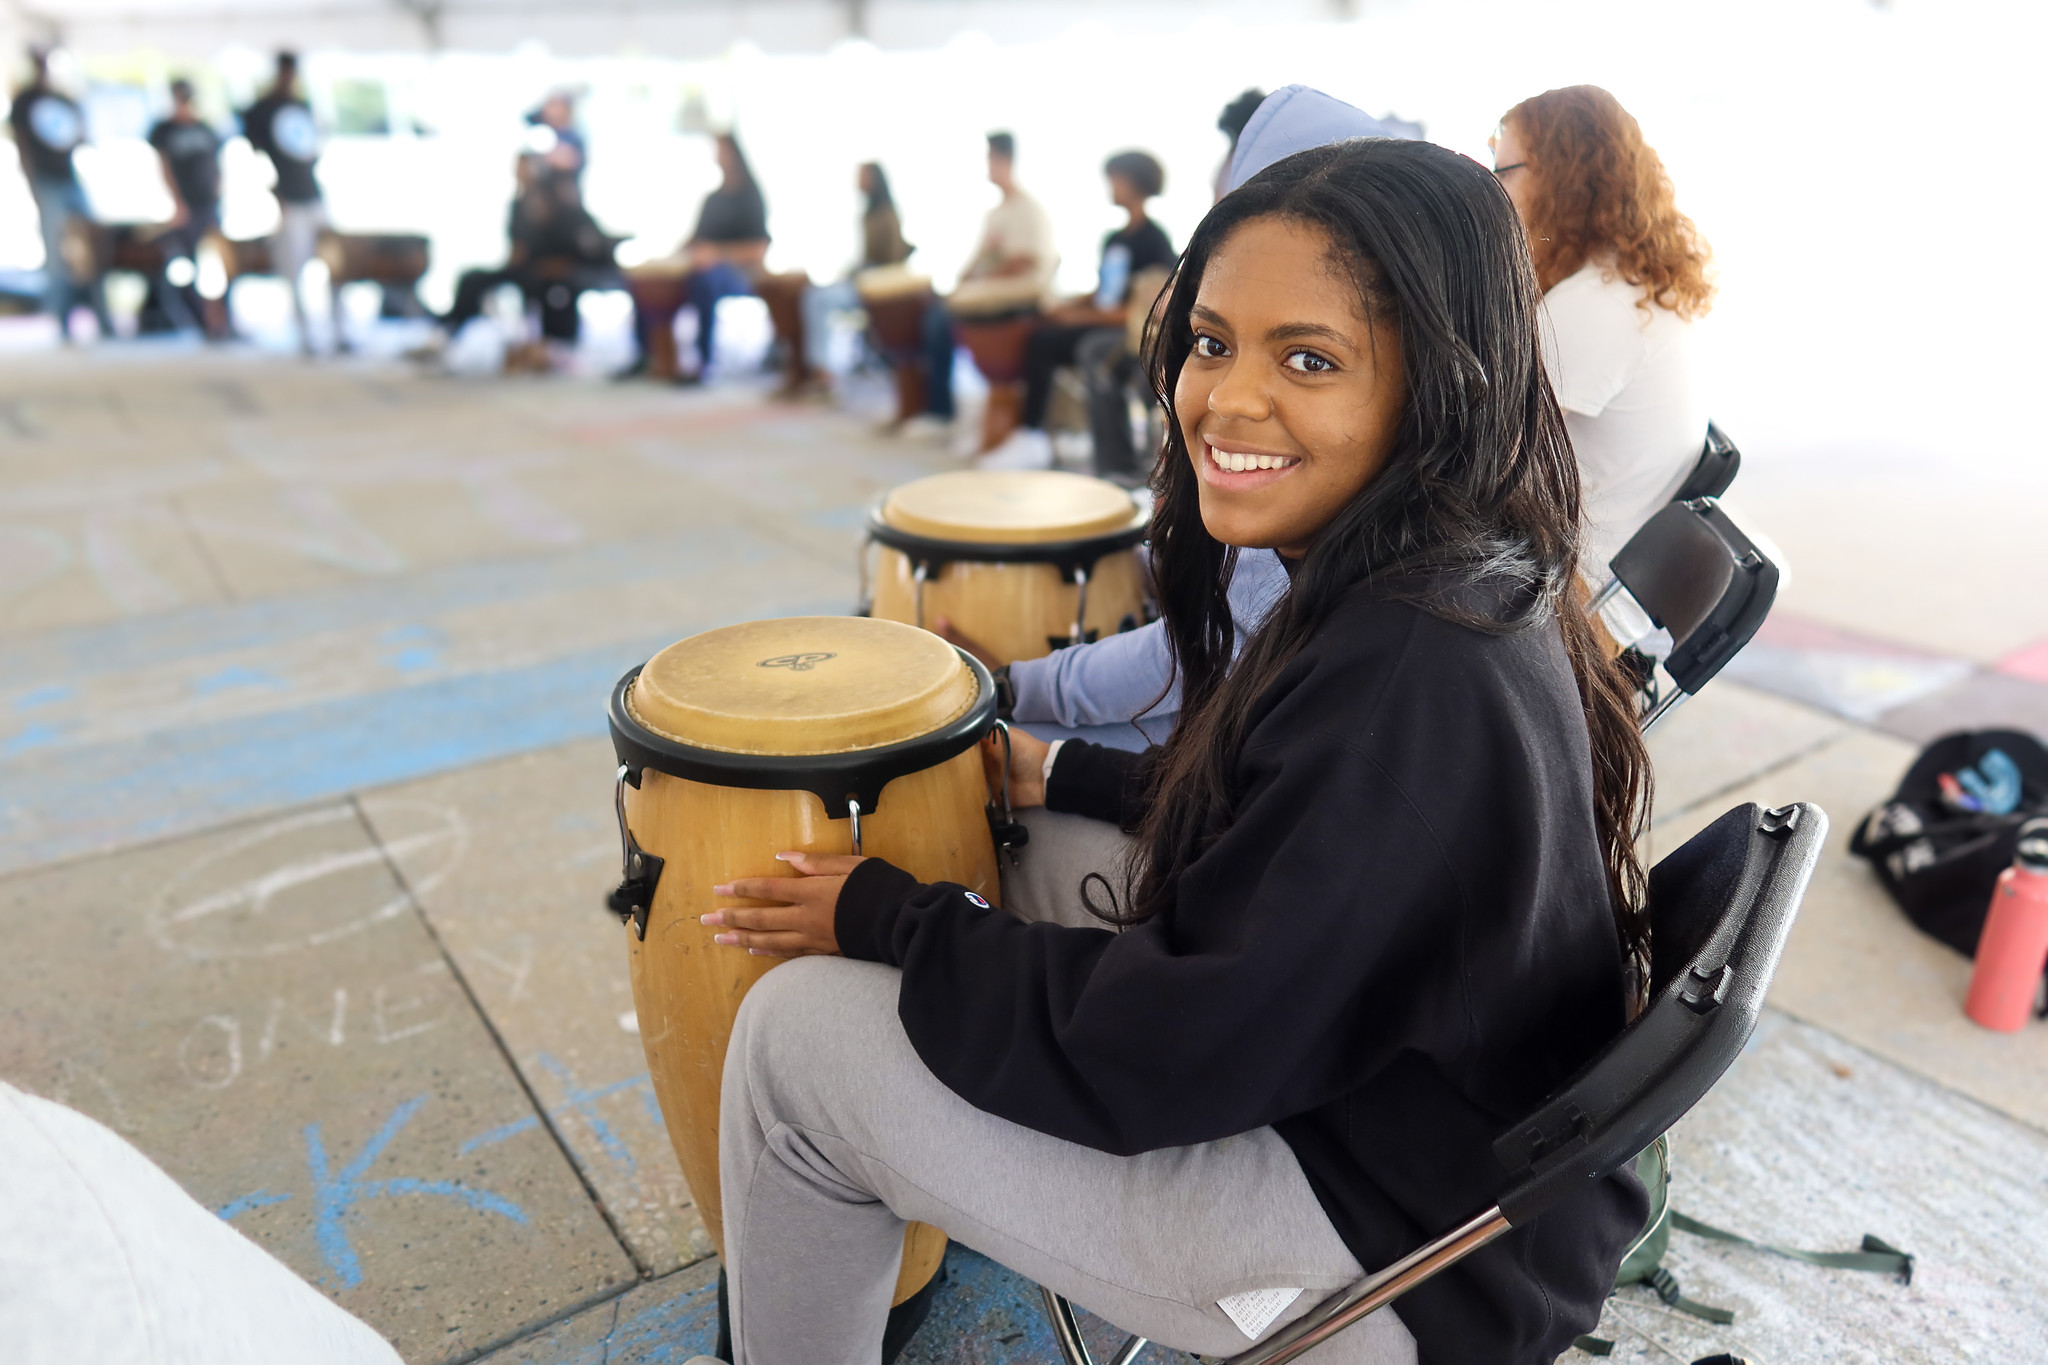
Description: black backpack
xmin=1850 ymin=728 xmax=2048 ymax=1008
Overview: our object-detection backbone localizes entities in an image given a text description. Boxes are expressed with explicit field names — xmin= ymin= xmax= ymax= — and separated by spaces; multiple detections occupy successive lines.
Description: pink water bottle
xmin=1965 ymin=818 xmax=2048 ymax=1032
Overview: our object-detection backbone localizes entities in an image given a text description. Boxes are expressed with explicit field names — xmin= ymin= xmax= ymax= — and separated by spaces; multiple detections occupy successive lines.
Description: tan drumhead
xmin=854 ymin=264 xmax=932 ymax=301
xmin=628 ymin=617 xmax=978 ymax=756
xmin=881 ymin=470 xmax=1140 ymax=545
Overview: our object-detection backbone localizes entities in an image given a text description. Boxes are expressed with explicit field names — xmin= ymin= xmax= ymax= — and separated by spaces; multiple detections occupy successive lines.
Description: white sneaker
xmin=894 ymin=414 xmax=953 ymax=443
xmin=976 ymin=428 xmax=1055 ymax=471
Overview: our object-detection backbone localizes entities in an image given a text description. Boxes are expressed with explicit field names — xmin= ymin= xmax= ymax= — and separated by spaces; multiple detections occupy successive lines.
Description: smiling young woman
xmin=696 ymin=138 xmax=1651 ymax=1365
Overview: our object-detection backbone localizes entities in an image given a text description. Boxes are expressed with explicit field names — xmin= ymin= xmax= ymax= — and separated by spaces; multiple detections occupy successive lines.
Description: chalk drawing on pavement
xmin=218 ymin=1092 xmax=530 ymax=1288
xmin=148 ymin=801 xmax=466 ymax=960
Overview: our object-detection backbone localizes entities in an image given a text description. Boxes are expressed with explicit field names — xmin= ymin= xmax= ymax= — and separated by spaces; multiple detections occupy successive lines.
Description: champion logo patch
xmin=963 ymin=892 xmax=990 ymax=908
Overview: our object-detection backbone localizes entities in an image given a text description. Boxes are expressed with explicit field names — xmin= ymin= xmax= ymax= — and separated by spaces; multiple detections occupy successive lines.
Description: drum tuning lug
xmin=609 ymin=764 xmax=664 ymax=940
xmin=987 ymin=720 xmax=1027 ymax=866
xmin=988 ymin=815 xmax=1030 ymax=865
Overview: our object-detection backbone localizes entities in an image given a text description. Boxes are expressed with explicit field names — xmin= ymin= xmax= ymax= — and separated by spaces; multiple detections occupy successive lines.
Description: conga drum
xmin=855 ymin=265 xmax=934 ymax=425
xmin=624 ymin=265 xmax=692 ymax=380
xmin=864 ymin=470 xmax=1150 ymax=667
xmin=606 ymin=616 xmax=999 ymax=1306
xmin=953 ymin=314 xmax=1037 ymax=452
xmin=752 ymin=270 xmax=812 ymax=389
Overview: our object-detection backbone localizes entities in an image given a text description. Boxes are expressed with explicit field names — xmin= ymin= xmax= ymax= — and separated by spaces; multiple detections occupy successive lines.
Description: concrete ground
xmin=2 ymin=350 xmax=2044 ymax=1365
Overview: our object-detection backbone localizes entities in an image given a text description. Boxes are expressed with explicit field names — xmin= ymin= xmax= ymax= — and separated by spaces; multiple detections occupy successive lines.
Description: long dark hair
xmin=1126 ymin=137 xmax=1651 ymax=966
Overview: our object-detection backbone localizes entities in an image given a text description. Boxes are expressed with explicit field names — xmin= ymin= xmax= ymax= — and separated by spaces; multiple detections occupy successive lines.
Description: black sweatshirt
xmin=837 ymin=585 xmax=1646 ymax=1364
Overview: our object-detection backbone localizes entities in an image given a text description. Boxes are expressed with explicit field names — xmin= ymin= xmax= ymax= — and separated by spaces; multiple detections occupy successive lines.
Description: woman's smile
xmin=1199 ymin=438 xmax=1304 ymax=489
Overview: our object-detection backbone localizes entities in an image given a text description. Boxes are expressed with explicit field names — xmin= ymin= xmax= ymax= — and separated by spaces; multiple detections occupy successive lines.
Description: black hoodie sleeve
xmin=1042 ymin=740 xmax=1153 ymax=829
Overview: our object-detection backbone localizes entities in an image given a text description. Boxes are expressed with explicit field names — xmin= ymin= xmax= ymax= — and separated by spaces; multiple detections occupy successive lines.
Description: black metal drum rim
xmin=607 ymin=649 xmax=997 ymax=819
xmin=863 ymin=500 xmax=1150 ymax=570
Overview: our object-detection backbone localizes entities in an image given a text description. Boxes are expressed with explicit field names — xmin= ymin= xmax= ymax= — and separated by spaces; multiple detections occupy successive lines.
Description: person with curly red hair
xmin=1492 ymin=86 xmax=1714 ymax=573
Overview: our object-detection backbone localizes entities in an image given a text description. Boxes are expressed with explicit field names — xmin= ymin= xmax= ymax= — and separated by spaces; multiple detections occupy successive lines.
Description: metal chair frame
xmin=1038 ymin=801 xmax=1825 ymax=1365
xmin=1594 ymin=495 xmax=1780 ymax=733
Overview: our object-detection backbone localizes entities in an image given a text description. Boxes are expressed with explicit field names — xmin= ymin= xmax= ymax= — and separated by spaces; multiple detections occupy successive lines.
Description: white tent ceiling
xmin=5 ymin=0 xmax=1361 ymax=60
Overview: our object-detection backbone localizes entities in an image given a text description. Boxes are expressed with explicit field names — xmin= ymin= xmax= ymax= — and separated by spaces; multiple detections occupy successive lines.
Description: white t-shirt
xmin=951 ymin=188 xmax=1058 ymax=312
xmin=1540 ymin=259 xmax=1708 ymax=572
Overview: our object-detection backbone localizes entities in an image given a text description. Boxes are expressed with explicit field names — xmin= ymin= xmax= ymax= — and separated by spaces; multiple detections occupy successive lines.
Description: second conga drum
xmin=864 ymin=470 xmax=1150 ymax=667
xmin=606 ymin=616 xmax=998 ymax=1307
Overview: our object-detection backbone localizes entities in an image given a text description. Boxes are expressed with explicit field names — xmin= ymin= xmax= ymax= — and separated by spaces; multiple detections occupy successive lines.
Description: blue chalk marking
xmin=531 ymin=1053 xmax=650 ymax=1176
xmin=498 ymin=1245 xmax=1188 ymax=1365
xmin=0 ymin=596 xmax=854 ymax=877
xmin=458 ymin=1115 xmax=540 ymax=1155
xmin=361 ymin=1175 xmax=529 ymax=1224
xmin=217 ymin=1189 xmax=293 ymax=1221
xmin=381 ymin=624 xmax=445 ymax=675
xmin=190 ymin=664 xmax=285 ymax=696
xmin=1 ymin=722 xmax=62 ymax=757
xmin=304 ymin=1093 xmax=528 ymax=1288
xmin=457 ymin=1055 xmax=660 ymax=1177
xmin=13 ymin=683 xmax=73 ymax=710
xmin=0 ymin=520 xmax=809 ymax=694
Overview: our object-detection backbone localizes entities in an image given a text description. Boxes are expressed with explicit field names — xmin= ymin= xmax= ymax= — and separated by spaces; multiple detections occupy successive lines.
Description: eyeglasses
xmin=1492 ymin=162 xmax=1527 ymax=177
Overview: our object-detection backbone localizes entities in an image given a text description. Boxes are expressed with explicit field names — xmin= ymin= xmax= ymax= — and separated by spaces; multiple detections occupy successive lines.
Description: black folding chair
xmin=1590 ymin=497 xmax=1780 ymax=731
xmin=1036 ymin=800 xmax=1826 ymax=1365
xmin=1671 ymin=422 xmax=1742 ymax=504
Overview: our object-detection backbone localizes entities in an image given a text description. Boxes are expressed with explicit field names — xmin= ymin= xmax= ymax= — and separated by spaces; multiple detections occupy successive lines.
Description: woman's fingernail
xmin=714 ymin=932 xmax=738 ymax=946
xmin=700 ymin=912 xmax=724 ymax=927
xmin=711 ymin=884 xmax=733 ymax=896
xmin=774 ymin=852 xmax=799 ymax=863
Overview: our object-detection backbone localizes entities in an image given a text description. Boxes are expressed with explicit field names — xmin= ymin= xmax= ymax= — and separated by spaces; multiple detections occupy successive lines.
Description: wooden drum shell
xmin=870 ymin=546 xmax=1147 ymax=667
xmin=623 ymin=750 xmax=994 ymax=1305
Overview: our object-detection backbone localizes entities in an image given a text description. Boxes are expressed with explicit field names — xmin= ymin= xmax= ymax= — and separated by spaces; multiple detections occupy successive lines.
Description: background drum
xmin=855 ymin=265 xmax=934 ymax=426
xmin=606 ymin=616 xmax=999 ymax=1308
xmin=864 ymin=469 xmax=1150 ymax=667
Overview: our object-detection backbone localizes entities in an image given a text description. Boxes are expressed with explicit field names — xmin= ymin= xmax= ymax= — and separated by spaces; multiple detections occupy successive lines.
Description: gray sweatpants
xmin=718 ymin=812 xmax=1417 ymax=1364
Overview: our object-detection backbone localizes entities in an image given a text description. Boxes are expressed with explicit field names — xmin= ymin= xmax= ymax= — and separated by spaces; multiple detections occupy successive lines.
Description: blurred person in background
xmin=9 ymin=46 xmax=109 ymax=341
xmin=429 ymin=149 xmax=618 ymax=362
xmin=147 ymin=78 xmax=222 ymax=337
xmin=904 ymin=131 xmax=1056 ymax=438
xmin=623 ymin=131 xmax=768 ymax=383
xmin=241 ymin=51 xmax=325 ymax=356
xmin=1491 ymin=85 xmax=1714 ymax=575
xmin=1212 ymin=88 xmax=1266 ymax=201
xmin=526 ymin=89 xmax=585 ymax=186
xmin=977 ymin=150 xmax=1175 ymax=473
xmin=784 ymin=161 xmax=912 ymax=401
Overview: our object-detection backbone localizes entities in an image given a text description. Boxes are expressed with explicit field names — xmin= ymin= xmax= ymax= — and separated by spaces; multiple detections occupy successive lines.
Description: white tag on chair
xmin=1218 ymin=1286 xmax=1303 ymax=1339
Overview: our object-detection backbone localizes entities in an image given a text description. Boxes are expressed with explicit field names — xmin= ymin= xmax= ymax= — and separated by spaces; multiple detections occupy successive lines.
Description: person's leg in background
xmin=156 ymin=214 xmax=212 ymax=336
xmin=1077 ymin=326 xmax=1144 ymax=482
xmin=273 ymin=201 xmax=325 ymax=355
xmin=442 ymin=266 xmax=513 ymax=335
xmin=30 ymin=179 xmax=82 ymax=340
xmin=981 ymin=322 xmax=1092 ymax=469
xmin=684 ymin=260 xmax=751 ymax=379
xmin=534 ymin=275 xmax=582 ymax=345
xmin=800 ymin=277 xmax=861 ymax=381
xmin=919 ymin=301 xmax=957 ymax=420
xmin=719 ymin=956 xmax=1417 ymax=1365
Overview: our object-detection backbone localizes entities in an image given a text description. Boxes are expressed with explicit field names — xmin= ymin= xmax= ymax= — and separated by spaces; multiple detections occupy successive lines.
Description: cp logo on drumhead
xmin=757 ymin=653 xmax=836 ymax=672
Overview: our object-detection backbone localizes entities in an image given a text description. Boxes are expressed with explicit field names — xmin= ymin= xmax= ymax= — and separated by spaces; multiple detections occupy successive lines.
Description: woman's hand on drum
xmin=981 ymin=726 xmax=1051 ymax=810
xmin=705 ymin=852 xmax=862 ymax=958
